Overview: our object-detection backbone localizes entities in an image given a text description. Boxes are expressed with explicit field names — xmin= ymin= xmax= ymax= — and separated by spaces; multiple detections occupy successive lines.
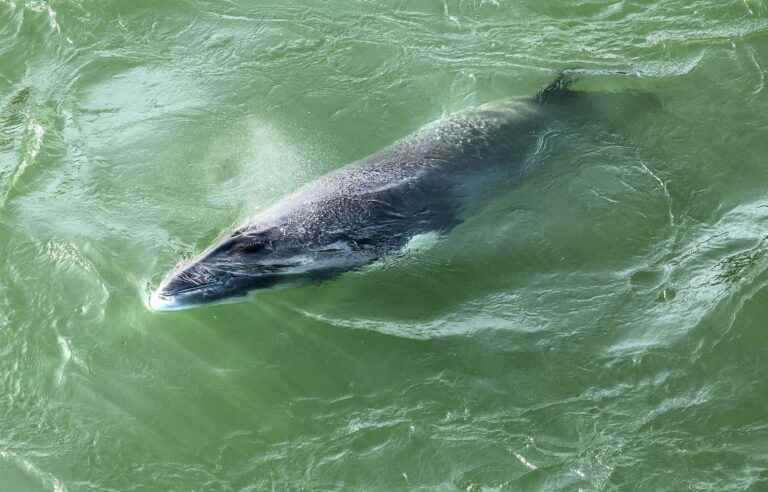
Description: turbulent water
xmin=2 ymin=0 xmax=768 ymax=490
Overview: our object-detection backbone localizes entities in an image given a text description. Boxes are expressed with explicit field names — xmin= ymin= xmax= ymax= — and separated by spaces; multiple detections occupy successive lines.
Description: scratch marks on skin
xmin=54 ymin=335 xmax=86 ymax=387
xmin=21 ymin=1 xmax=73 ymax=43
xmin=25 ymin=1 xmax=59 ymax=33
xmin=54 ymin=335 xmax=71 ymax=387
xmin=513 ymin=451 xmax=538 ymax=471
xmin=45 ymin=4 xmax=59 ymax=34
xmin=638 ymin=161 xmax=674 ymax=227
xmin=747 ymin=45 xmax=765 ymax=96
xmin=590 ymin=188 xmax=619 ymax=204
xmin=744 ymin=0 xmax=754 ymax=16
xmin=13 ymin=119 xmax=44 ymax=190
xmin=1 ymin=118 xmax=45 ymax=208
xmin=442 ymin=1 xmax=461 ymax=27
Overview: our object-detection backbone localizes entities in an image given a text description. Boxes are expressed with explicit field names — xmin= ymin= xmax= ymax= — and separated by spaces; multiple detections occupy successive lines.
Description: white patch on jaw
xmin=401 ymin=231 xmax=440 ymax=253
xmin=279 ymin=251 xmax=364 ymax=276
xmin=362 ymin=231 xmax=441 ymax=272
xmin=273 ymin=241 xmax=363 ymax=276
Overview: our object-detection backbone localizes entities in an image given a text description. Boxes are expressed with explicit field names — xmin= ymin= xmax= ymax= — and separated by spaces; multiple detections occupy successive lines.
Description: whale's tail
xmin=536 ymin=71 xmax=579 ymax=105
xmin=535 ymin=70 xmax=662 ymax=118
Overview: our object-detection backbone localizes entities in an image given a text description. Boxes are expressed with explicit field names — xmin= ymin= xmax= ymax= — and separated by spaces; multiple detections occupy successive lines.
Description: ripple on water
xmin=0 ymin=449 xmax=67 ymax=492
xmin=2 ymin=0 xmax=768 ymax=489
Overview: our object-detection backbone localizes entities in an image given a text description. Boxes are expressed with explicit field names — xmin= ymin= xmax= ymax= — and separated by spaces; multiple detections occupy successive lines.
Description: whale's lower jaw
xmin=148 ymin=232 xmax=444 ymax=312
xmin=148 ymin=282 xmax=234 ymax=312
xmin=147 ymin=269 xmax=333 ymax=311
xmin=148 ymin=289 xmax=252 ymax=312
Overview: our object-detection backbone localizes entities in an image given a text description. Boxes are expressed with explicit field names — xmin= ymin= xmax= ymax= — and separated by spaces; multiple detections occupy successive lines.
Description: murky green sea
xmin=3 ymin=0 xmax=768 ymax=490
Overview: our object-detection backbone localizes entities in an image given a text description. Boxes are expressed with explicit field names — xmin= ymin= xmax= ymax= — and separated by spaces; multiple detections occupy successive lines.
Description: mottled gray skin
xmin=150 ymin=97 xmax=551 ymax=310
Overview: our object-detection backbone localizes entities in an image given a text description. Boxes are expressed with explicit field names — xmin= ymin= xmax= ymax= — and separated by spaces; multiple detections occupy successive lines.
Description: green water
xmin=2 ymin=0 xmax=768 ymax=490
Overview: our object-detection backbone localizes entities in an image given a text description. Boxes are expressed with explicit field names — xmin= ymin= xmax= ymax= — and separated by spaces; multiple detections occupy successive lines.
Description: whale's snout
xmin=149 ymin=269 xmax=261 ymax=311
xmin=148 ymin=260 xmax=261 ymax=311
xmin=148 ymin=268 xmax=216 ymax=312
xmin=148 ymin=289 xmax=184 ymax=311
xmin=148 ymin=223 xmax=377 ymax=311
xmin=148 ymin=228 xmax=316 ymax=311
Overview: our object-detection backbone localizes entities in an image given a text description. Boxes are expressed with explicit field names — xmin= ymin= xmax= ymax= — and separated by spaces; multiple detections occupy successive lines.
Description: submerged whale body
xmin=150 ymin=75 xmax=580 ymax=311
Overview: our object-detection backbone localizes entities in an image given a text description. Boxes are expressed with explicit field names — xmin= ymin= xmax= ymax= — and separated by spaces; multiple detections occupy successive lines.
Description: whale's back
xmin=252 ymin=98 xmax=546 ymax=237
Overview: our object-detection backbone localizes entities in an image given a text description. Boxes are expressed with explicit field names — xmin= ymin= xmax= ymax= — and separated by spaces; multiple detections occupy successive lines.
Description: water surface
xmin=2 ymin=0 xmax=768 ymax=490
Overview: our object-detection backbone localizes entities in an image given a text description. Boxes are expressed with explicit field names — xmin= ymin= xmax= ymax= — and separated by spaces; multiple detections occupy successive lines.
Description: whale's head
xmin=149 ymin=225 xmax=370 ymax=311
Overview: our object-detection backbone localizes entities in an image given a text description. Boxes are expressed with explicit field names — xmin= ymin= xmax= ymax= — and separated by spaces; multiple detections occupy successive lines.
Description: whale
xmin=149 ymin=74 xmax=581 ymax=311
